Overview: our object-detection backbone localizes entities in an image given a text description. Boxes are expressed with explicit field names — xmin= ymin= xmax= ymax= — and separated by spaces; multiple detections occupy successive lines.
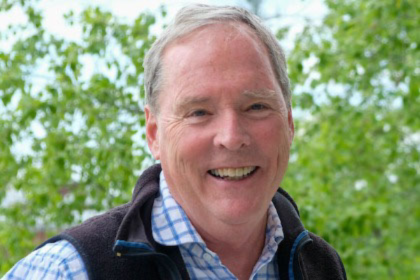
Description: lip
xmin=208 ymin=165 xmax=258 ymax=169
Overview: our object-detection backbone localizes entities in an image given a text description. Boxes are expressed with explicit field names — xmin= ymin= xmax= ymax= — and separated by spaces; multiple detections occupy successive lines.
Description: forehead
xmin=156 ymin=23 xmax=279 ymax=109
xmin=167 ymin=22 xmax=264 ymax=51
xmin=162 ymin=22 xmax=273 ymax=78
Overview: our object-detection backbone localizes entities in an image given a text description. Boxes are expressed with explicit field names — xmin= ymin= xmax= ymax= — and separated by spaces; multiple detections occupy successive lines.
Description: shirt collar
xmin=152 ymin=171 xmax=283 ymax=250
xmin=152 ymin=172 xmax=204 ymax=245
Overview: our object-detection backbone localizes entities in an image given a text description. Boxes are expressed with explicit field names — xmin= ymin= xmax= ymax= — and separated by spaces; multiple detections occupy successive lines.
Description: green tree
xmin=284 ymin=0 xmax=419 ymax=278
xmin=1 ymin=0 xmax=419 ymax=278
xmin=0 ymin=0 xmax=160 ymax=273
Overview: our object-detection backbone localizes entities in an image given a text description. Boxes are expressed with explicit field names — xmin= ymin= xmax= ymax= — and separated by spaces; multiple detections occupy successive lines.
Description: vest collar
xmin=112 ymin=164 xmax=311 ymax=280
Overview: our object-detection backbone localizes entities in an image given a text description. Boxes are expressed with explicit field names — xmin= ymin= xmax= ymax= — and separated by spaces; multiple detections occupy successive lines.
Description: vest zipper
xmin=114 ymin=240 xmax=183 ymax=280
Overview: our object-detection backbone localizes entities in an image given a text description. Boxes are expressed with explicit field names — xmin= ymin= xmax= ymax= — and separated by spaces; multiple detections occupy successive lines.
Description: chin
xmin=213 ymin=199 xmax=266 ymax=224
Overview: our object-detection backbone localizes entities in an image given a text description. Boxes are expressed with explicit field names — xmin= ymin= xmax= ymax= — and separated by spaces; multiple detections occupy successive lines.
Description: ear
xmin=145 ymin=105 xmax=160 ymax=160
xmin=287 ymin=109 xmax=295 ymax=143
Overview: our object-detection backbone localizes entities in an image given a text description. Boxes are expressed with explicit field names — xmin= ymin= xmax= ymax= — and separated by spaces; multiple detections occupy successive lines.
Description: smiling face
xmin=145 ymin=23 xmax=294 ymax=229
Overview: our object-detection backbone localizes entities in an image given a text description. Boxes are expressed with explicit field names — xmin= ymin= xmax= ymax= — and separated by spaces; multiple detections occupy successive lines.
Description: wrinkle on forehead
xmin=168 ymin=22 xmax=262 ymax=50
xmin=161 ymin=22 xmax=273 ymax=81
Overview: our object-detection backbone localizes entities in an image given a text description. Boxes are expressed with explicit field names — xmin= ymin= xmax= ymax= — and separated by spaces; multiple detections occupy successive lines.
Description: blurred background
xmin=0 ymin=0 xmax=418 ymax=278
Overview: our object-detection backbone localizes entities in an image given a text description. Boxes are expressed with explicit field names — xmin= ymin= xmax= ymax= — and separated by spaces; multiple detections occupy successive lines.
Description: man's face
xmin=146 ymin=24 xmax=294 ymax=228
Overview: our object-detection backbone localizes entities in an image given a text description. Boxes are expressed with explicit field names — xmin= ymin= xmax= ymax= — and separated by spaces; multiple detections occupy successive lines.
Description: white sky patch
xmin=78 ymin=54 xmax=96 ymax=85
xmin=6 ymin=90 xmax=22 ymax=113
xmin=10 ymin=137 xmax=34 ymax=160
xmin=71 ymin=164 xmax=83 ymax=182
xmin=349 ymin=92 xmax=363 ymax=106
xmin=403 ymin=131 xmax=420 ymax=152
xmin=1 ymin=187 xmax=26 ymax=207
xmin=302 ymin=54 xmax=319 ymax=74
xmin=264 ymin=0 xmax=327 ymax=52
xmin=85 ymin=139 xmax=98 ymax=149
xmin=390 ymin=96 xmax=403 ymax=110
xmin=0 ymin=5 xmax=27 ymax=27
xmin=37 ymin=1 xmax=84 ymax=42
xmin=387 ymin=174 xmax=398 ymax=184
xmin=109 ymin=187 xmax=121 ymax=198
xmin=70 ymin=110 xmax=86 ymax=135
xmin=62 ymin=193 xmax=75 ymax=204
xmin=31 ymin=120 xmax=47 ymax=139
xmin=0 ymin=5 xmax=27 ymax=52
xmin=296 ymin=126 xmax=307 ymax=138
xmin=1 ymin=0 xmax=328 ymax=51
xmin=354 ymin=179 xmax=367 ymax=191
xmin=356 ymin=64 xmax=365 ymax=76
xmin=289 ymin=153 xmax=298 ymax=163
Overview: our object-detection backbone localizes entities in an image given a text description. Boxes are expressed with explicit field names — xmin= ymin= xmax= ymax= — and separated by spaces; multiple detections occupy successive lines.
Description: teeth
xmin=209 ymin=167 xmax=256 ymax=180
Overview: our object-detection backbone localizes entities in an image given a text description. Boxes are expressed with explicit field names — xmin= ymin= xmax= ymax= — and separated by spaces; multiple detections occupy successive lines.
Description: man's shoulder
xmin=2 ymin=240 xmax=88 ymax=280
xmin=273 ymin=190 xmax=346 ymax=279
xmin=55 ymin=203 xmax=132 ymax=255
xmin=300 ymin=232 xmax=347 ymax=280
xmin=33 ymin=202 xmax=145 ymax=280
xmin=60 ymin=203 xmax=131 ymax=239
xmin=35 ymin=203 xmax=132 ymax=261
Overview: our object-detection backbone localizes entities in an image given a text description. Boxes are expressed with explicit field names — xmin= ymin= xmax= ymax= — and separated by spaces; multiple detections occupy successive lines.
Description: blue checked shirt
xmin=2 ymin=240 xmax=87 ymax=280
xmin=2 ymin=172 xmax=283 ymax=280
xmin=152 ymin=172 xmax=284 ymax=280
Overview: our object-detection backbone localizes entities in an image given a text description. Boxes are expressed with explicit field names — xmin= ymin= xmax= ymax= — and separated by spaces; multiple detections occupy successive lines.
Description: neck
xmin=191 ymin=213 xmax=268 ymax=280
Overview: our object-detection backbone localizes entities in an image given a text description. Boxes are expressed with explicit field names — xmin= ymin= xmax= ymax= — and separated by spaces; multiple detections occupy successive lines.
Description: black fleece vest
xmin=38 ymin=164 xmax=346 ymax=280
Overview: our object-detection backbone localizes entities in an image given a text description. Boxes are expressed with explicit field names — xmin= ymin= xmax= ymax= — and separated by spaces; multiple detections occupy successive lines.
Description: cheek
xmin=257 ymin=116 xmax=291 ymax=148
xmin=256 ymin=116 xmax=292 ymax=174
xmin=161 ymin=122 xmax=209 ymax=174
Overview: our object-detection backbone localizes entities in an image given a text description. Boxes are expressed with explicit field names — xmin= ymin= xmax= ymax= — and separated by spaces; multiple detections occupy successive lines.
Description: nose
xmin=213 ymin=112 xmax=251 ymax=150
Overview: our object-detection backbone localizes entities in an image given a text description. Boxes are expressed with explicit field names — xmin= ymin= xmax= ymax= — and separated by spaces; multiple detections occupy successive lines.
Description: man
xmin=3 ymin=4 xmax=346 ymax=280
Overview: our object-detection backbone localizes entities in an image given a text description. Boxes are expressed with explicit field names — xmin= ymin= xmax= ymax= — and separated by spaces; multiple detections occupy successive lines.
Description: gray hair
xmin=143 ymin=4 xmax=291 ymax=113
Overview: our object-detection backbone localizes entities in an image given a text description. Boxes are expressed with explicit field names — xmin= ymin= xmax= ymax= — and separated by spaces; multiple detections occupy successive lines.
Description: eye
xmin=249 ymin=103 xmax=268 ymax=111
xmin=189 ymin=109 xmax=208 ymax=117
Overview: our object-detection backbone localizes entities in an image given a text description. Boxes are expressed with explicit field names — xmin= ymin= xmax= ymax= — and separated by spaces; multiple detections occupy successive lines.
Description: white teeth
xmin=228 ymin=169 xmax=235 ymax=177
xmin=209 ymin=167 xmax=256 ymax=180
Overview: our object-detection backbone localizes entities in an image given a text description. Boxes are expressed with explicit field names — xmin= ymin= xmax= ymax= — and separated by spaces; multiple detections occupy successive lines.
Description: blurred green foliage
xmin=0 ymin=0 xmax=419 ymax=278
xmin=0 ymin=0 xmax=159 ymax=273
xmin=284 ymin=0 xmax=419 ymax=278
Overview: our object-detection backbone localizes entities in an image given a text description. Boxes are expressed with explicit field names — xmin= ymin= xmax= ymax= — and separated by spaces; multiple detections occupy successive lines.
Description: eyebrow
xmin=174 ymin=96 xmax=212 ymax=114
xmin=174 ymin=89 xmax=282 ymax=113
xmin=242 ymin=89 xmax=281 ymax=100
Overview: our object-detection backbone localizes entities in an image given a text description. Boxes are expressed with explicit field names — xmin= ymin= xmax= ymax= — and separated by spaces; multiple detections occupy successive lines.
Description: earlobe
xmin=145 ymin=105 xmax=160 ymax=160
